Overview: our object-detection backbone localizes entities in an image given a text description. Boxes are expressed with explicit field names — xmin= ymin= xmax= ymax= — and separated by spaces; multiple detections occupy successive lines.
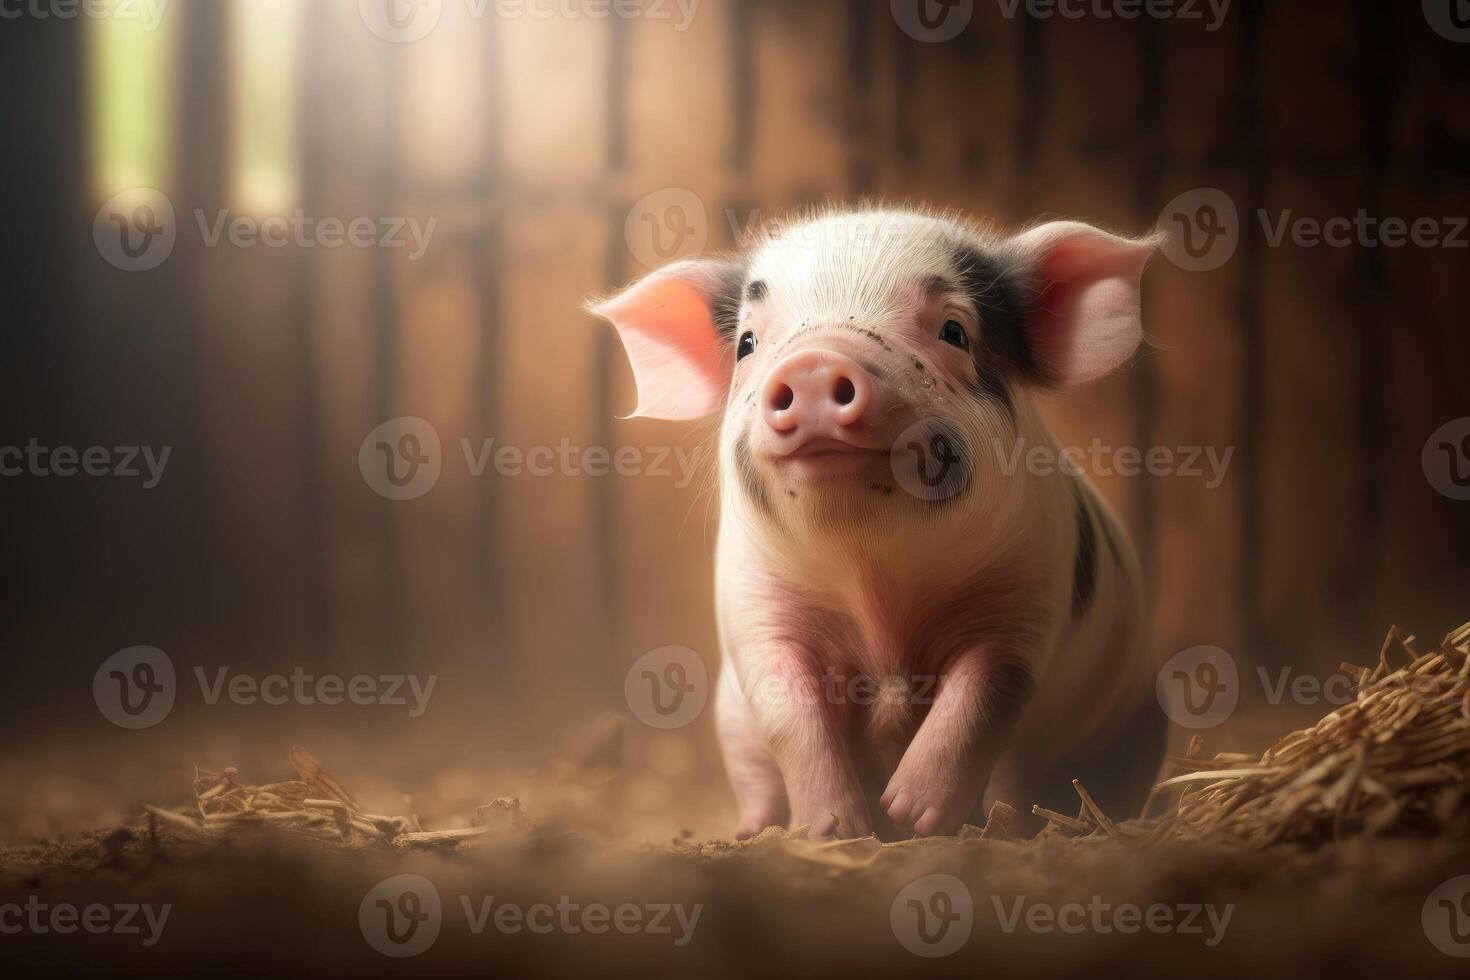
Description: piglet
xmin=591 ymin=208 xmax=1166 ymax=839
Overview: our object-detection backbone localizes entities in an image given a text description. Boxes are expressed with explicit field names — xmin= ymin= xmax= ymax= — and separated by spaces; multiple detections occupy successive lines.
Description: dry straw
xmin=1034 ymin=620 xmax=1470 ymax=846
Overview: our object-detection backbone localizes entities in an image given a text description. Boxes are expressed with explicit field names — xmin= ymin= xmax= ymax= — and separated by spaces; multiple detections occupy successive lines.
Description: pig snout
xmin=759 ymin=349 xmax=875 ymax=445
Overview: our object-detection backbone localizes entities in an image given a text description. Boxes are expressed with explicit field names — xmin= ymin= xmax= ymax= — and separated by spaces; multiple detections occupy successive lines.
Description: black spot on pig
xmin=711 ymin=261 xmax=749 ymax=339
xmin=1070 ymin=480 xmax=1099 ymax=617
xmin=948 ymin=241 xmax=1047 ymax=416
xmin=745 ymin=279 xmax=767 ymax=303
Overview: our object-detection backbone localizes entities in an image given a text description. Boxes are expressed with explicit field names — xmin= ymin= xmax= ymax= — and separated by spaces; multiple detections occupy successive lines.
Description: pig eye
xmin=939 ymin=320 xmax=969 ymax=350
xmin=736 ymin=330 xmax=758 ymax=361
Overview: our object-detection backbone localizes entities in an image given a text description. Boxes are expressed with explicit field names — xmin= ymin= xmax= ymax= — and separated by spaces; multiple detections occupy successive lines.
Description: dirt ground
xmin=3 ymin=788 xmax=1468 ymax=976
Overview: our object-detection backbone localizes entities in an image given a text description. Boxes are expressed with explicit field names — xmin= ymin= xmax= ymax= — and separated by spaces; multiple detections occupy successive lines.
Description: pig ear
xmin=586 ymin=259 xmax=743 ymax=421
xmin=1006 ymin=221 xmax=1162 ymax=385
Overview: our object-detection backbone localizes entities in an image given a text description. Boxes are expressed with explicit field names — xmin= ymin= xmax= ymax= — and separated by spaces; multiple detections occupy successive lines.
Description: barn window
xmin=89 ymin=12 xmax=175 ymax=198
xmin=230 ymin=0 xmax=302 ymax=214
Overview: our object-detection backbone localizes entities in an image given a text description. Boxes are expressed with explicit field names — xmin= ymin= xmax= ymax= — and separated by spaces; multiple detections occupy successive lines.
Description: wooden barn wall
xmin=42 ymin=0 xmax=1463 ymax=754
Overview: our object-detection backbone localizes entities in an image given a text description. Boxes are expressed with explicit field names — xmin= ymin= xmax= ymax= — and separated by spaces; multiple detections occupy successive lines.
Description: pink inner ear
xmin=591 ymin=270 xmax=733 ymax=421
xmin=1012 ymin=222 xmax=1160 ymax=385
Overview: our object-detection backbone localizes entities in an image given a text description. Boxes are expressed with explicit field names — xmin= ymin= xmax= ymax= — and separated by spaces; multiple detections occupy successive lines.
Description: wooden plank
xmin=1146 ymin=15 xmax=1246 ymax=685
xmin=304 ymin=1 xmax=398 ymax=671
xmin=1371 ymin=13 xmax=1470 ymax=645
xmin=746 ymin=0 xmax=849 ymax=206
xmin=866 ymin=5 xmax=1018 ymax=216
xmin=494 ymin=13 xmax=612 ymax=741
xmin=388 ymin=8 xmax=495 ymax=687
xmin=1255 ymin=2 xmax=1364 ymax=672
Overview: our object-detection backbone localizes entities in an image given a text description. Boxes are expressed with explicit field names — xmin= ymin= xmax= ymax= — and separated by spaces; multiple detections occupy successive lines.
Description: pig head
xmin=591 ymin=208 xmax=1166 ymax=839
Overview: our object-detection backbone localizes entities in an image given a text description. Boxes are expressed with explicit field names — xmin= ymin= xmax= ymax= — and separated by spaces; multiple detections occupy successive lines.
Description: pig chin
xmin=740 ymin=426 xmax=919 ymax=525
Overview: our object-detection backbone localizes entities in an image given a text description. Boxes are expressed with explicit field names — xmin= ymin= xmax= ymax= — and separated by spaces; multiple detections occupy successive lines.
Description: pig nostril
xmin=771 ymin=384 xmax=795 ymax=412
xmin=833 ymin=377 xmax=856 ymax=406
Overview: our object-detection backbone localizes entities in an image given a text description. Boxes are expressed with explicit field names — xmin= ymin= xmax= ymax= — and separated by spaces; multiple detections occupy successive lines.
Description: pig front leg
xmin=715 ymin=667 xmax=789 ymax=839
xmin=880 ymin=652 xmax=1035 ymax=836
xmin=740 ymin=648 xmax=873 ymax=839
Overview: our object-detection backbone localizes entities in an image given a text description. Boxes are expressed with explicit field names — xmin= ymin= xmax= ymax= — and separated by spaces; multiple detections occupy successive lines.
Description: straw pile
xmin=145 ymin=746 xmax=519 ymax=850
xmin=1034 ymin=621 xmax=1470 ymax=847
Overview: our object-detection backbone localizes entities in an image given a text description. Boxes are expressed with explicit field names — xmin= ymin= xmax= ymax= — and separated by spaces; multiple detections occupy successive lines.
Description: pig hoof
xmin=793 ymin=806 xmax=871 ymax=839
xmin=880 ymin=779 xmax=974 ymax=836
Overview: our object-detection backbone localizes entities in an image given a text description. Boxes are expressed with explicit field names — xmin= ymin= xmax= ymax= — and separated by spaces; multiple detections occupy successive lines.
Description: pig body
xmin=593 ymin=208 xmax=1166 ymax=838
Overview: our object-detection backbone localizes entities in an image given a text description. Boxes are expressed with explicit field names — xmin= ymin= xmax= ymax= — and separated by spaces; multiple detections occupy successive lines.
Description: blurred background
xmin=2 ymin=0 xmax=1468 ymax=841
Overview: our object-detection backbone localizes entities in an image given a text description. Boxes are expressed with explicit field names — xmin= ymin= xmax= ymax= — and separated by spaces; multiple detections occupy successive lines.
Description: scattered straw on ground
xmin=144 ymin=620 xmax=1470 ymax=855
